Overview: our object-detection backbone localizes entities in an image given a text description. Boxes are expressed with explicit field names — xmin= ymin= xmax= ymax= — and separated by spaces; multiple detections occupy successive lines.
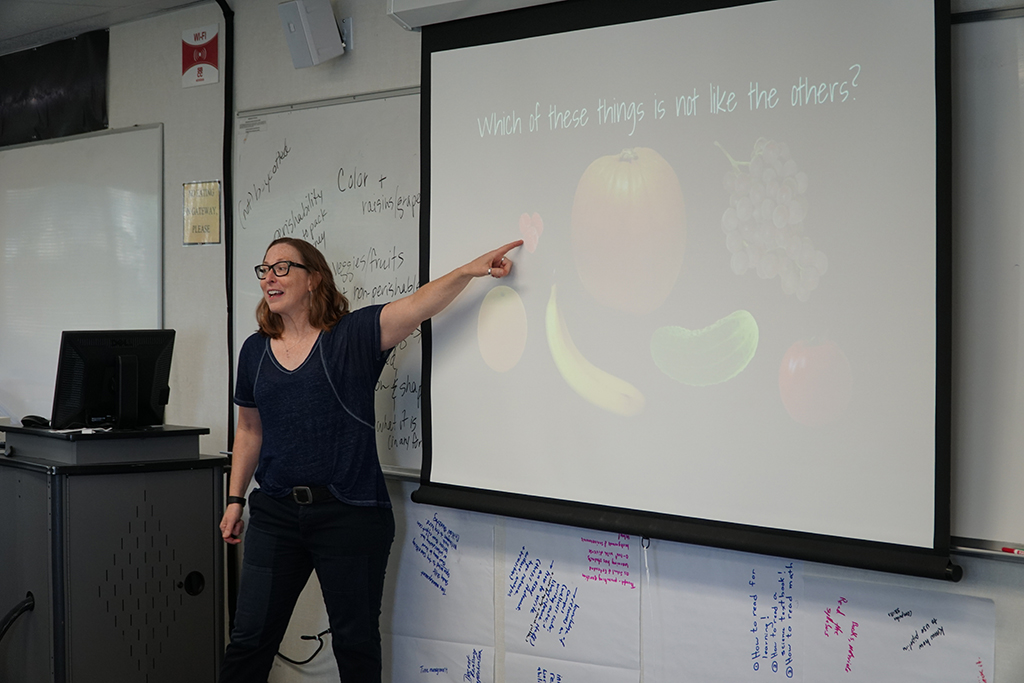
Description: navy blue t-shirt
xmin=234 ymin=305 xmax=392 ymax=507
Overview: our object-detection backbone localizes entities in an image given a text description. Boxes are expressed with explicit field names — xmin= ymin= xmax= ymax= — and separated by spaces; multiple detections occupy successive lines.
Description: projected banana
xmin=546 ymin=285 xmax=645 ymax=416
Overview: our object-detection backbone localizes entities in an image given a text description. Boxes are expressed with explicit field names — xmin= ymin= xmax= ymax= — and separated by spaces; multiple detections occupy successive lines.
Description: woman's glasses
xmin=254 ymin=260 xmax=309 ymax=280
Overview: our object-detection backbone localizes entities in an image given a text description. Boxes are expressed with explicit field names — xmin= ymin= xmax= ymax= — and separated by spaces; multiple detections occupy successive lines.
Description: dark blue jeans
xmin=220 ymin=490 xmax=395 ymax=683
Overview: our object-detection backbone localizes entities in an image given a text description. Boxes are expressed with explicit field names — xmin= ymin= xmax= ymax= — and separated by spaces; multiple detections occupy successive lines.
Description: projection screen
xmin=416 ymin=0 xmax=955 ymax=579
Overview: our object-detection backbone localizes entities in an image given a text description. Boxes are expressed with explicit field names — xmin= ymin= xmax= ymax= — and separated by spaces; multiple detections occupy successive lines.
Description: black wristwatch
xmin=227 ymin=495 xmax=247 ymax=508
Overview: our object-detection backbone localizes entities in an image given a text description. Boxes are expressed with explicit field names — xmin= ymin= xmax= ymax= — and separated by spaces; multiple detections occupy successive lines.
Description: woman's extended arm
xmin=379 ymin=240 xmax=523 ymax=351
xmin=219 ymin=405 xmax=262 ymax=545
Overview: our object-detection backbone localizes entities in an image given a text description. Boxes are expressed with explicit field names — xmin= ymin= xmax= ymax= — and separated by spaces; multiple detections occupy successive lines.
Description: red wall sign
xmin=182 ymin=24 xmax=219 ymax=88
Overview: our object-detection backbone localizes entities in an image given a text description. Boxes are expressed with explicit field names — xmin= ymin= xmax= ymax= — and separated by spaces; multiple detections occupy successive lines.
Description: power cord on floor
xmin=276 ymin=628 xmax=331 ymax=665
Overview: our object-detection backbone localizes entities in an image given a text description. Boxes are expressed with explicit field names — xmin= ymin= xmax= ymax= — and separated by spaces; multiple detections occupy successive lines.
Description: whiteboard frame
xmin=949 ymin=8 xmax=1024 ymax=552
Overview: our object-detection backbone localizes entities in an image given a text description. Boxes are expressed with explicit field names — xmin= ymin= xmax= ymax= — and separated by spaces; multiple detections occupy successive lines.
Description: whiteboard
xmin=951 ymin=15 xmax=1024 ymax=547
xmin=0 ymin=125 xmax=163 ymax=421
xmin=232 ymin=91 xmax=421 ymax=471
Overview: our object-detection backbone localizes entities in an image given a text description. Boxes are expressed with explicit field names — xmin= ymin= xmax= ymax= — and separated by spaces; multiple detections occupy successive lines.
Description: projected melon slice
xmin=650 ymin=310 xmax=759 ymax=386
xmin=477 ymin=285 xmax=528 ymax=372
xmin=778 ymin=338 xmax=852 ymax=426
xmin=570 ymin=147 xmax=686 ymax=315
xmin=546 ymin=285 xmax=645 ymax=416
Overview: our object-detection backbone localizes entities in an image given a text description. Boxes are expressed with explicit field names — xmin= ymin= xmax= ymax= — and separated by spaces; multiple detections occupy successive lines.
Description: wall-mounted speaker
xmin=278 ymin=0 xmax=345 ymax=69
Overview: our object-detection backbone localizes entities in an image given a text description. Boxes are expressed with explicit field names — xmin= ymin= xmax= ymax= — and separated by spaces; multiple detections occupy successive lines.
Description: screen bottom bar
xmin=412 ymin=483 xmax=962 ymax=582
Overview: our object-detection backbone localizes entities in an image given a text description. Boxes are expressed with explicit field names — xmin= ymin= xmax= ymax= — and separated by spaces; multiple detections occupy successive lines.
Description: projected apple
xmin=778 ymin=338 xmax=853 ymax=426
xmin=570 ymin=147 xmax=686 ymax=315
xmin=519 ymin=212 xmax=544 ymax=253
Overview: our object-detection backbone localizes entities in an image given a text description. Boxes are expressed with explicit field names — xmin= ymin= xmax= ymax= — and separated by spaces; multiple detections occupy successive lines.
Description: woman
xmin=219 ymin=236 xmax=522 ymax=682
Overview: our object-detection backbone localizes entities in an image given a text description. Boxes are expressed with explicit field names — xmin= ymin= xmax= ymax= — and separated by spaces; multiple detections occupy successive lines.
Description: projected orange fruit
xmin=570 ymin=147 xmax=686 ymax=315
xmin=778 ymin=338 xmax=852 ymax=426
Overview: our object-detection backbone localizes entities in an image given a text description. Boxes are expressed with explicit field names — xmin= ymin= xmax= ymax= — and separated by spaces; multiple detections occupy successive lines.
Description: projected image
xmin=519 ymin=212 xmax=544 ymax=253
xmin=570 ymin=147 xmax=687 ymax=316
xmin=778 ymin=337 xmax=853 ymax=427
xmin=546 ymin=284 xmax=646 ymax=417
xmin=477 ymin=285 xmax=528 ymax=373
xmin=428 ymin=0 xmax=938 ymax=548
xmin=651 ymin=310 xmax=759 ymax=387
xmin=719 ymin=138 xmax=827 ymax=302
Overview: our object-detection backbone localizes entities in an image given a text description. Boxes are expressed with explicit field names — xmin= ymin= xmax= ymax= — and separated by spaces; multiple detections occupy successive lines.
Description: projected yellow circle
xmin=477 ymin=285 xmax=528 ymax=372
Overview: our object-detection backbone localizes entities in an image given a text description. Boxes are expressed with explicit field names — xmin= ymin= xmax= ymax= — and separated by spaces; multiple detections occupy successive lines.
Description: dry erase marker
xmin=1001 ymin=547 xmax=1024 ymax=556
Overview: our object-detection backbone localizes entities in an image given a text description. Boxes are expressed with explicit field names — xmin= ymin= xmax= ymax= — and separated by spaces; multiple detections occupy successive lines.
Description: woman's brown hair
xmin=255 ymin=237 xmax=350 ymax=338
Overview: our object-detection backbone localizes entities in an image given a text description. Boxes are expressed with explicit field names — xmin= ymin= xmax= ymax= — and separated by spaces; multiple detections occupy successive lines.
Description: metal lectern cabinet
xmin=0 ymin=426 xmax=224 ymax=683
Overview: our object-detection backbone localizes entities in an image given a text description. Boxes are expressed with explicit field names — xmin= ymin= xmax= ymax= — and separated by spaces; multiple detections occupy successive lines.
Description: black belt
xmin=290 ymin=486 xmax=334 ymax=505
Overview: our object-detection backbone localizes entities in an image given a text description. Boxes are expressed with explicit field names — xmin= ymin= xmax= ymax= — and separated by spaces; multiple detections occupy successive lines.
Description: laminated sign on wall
xmin=183 ymin=181 xmax=221 ymax=245
xmin=182 ymin=24 xmax=219 ymax=88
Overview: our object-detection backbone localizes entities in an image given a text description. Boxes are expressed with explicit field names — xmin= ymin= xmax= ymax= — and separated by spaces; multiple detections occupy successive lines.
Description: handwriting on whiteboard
xmin=465 ymin=649 xmax=483 ymax=683
xmin=375 ymin=331 xmax=422 ymax=454
xmin=537 ymin=666 xmax=563 ymax=682
xmin=237 ymin=139 xmax=291 ymax=230
xmin=332 ymin=245 xmax=417 ymax=306
xmin=332 ymin=246 xmax=407 ymax=282
xmin=273 ymin=187 xmax=327 ymax=246
xmin=412 ymin=513 xmax=460 ymax=595
xmin=419 ymin=665 xmax=448 ymax=675
xmin=899 ymin=613 xmax=948 ymax=652
xmin=823 ymin=597 xmax=859 ymax=672
xmin=337 ymin=164 xmax=420 ymax=220
xmin=580 ymin=534 xmax=635 ymax=589
xmin=749 ymin=562 xmax=796 ymax=677
xmin=508 ymin=546 xmax=580 ymax=647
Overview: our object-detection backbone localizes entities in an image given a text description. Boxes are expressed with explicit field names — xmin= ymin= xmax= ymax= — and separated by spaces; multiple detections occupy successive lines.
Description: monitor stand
xmin=2 ymin=424 xmax=209 ymax=465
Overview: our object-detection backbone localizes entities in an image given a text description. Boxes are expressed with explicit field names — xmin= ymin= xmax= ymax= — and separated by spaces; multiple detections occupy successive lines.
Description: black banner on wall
xmin=0 ymin=29 xmax=108 ymax=147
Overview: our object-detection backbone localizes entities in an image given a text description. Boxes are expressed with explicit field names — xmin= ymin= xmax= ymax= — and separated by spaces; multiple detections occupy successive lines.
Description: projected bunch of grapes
xmin=719 ymin=139 xmax=828 ymax=302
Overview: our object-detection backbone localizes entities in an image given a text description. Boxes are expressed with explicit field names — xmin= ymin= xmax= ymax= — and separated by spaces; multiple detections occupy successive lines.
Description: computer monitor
xmin=49 ymin=329 xmax=175 ymax=430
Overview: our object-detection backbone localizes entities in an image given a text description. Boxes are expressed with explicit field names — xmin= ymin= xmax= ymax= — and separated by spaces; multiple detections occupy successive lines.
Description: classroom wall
xmin=108 ymin=2 xmax=230 ymax=453
xmin=102 ymin=1 xmax=1024 ymax=682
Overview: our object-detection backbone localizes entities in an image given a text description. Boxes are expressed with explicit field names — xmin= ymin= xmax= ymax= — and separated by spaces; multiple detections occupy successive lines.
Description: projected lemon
xmin=477 ymin=285 xmax=528 ymax=372
xmin=650 ymin=310 xmax=759 ymax=386
xmin=570 ymin=147 xmax=686 ymax=315
xmin=546 ymin=285 xmax=645 ymax=416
